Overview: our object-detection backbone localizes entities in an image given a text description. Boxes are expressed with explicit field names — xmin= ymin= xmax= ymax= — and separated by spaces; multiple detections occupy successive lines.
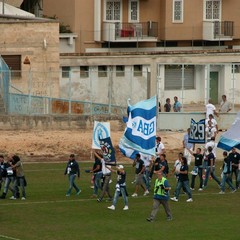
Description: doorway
xmin=209 ymin=72 xmax=219 ymax=104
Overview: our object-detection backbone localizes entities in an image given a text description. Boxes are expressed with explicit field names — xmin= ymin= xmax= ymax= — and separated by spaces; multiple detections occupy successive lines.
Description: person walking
xmin=203 ymin=146 xmax=221 ymax=189
xmin=94 ymin=151 xmax=112 ymax=202
xmin=183 ymin=128 xmax=195 ymax=165
xmin=219 ymin=151 xmax=236 ymax=194
xmin=170 ymin=157 xmax=193 ymax=202
xmin=146 ymin=171 xmax=172 ymax=222
xmin=0 ymin=155 xmax=15 ymax=199
xmin=89 ymin=153 xmax=103 ymax=198
xmin=64 ymin=154 xmax=81 ymax=197
xmin=107 ymin=165 xmax=129 ymax=211
xmin=10 ymin=155 xmax=27 ymax=200
xmin=132 ymin=153 xmax=149 ymax=197
xmin=189 ymin=148 xmax=204 ymax=191
xmin=228 ymin=147 xmax=240 ymax=189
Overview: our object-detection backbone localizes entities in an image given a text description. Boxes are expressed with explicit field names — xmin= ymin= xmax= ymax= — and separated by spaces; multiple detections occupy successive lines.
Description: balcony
xmin=103 ymin=21 xmax=158 ymax=42
xmin=203 ymin=21 xmax=234 ymax=41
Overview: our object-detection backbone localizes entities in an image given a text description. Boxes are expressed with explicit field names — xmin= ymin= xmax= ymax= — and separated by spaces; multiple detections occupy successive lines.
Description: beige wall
xmin=0 ymin=19 xmax=60 ymax=97
xmin=43 ymin=0 xmax=240 ymax=53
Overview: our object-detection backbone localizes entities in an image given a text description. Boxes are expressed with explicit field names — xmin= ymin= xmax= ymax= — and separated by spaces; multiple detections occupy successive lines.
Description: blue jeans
xmin=66 ymin=174 xmax=80 ymax=195
xmin=3 ymin=176 xmax=15 ymax=195
xmin=221 ymin=174 xmax=235 ymax=192
xmin=204 ymin=166 xmax=221 ymax=187
xmin=113 ymin=185 xmax=128 ymax=207
xmin=143 ymin=167 xmax=151 ymax=190
xmin=14 ymin=177 xmax=26 ymax=198
xmin=175 ymin=180 xmax=192 ymax=199
xmin=230 ymin=168 xmax=239 ymax=188
xmin=191 ymin=167 xmax=203 ymax=189
xmin=93 ymin=172 xmax=103 ymax=195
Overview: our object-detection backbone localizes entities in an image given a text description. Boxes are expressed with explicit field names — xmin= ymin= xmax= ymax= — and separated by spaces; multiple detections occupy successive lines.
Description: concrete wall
xmin=0 ymin=112 xmax=237 ymax=131
xmin=60 ymin=52 xmax=240 ymax=105
xmin=0 ymin=18 xmax=60 ymax=98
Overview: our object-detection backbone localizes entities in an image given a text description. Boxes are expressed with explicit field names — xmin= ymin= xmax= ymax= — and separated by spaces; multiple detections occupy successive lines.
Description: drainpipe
xmin=2 ymin=0 xmax=5 ymax=14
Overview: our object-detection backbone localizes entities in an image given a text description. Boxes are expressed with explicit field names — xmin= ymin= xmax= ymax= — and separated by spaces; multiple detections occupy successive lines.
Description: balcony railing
xmin=203 ymin=21 xmax=234 ymax=41
xmin=103 ymin=21 xmax=158 ymax=42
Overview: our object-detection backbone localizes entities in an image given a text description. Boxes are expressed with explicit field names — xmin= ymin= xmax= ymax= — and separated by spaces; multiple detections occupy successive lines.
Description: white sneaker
xmin=123 ymin=206 xmax=129 ymax=210
xmin=170 ymin=197 xmax=178 ymax=202
xmin=186 ymin=198 xmax=193 ymax=202
xmin=21 ymin=197 xmax=26 ymax=200
xmin=107 ymin=205 xmax=115 ymax=210
xmin=131 ymin=193 xmax=138 ymax=197
xmin=10 ymin=196 xmax=16 ymax=200
xmin=198 ymin=188 xmax=203 ymax=191
xmin=219 ymin=191 xmax=225 ymax=194
xmin=143 ymin=190 xmax=149 ymax=196
xmin=190 ymin=188 xmax=195 ymax=190
xmin=231 ymin=189 xmax=237 ymax=193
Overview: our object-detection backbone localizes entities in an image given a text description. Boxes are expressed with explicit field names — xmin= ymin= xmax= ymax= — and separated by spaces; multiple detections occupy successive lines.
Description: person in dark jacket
xmin=219 ymin=151 xmax=236 ymax=194
xmin=64 ymin=154 xmax=81 ymax=197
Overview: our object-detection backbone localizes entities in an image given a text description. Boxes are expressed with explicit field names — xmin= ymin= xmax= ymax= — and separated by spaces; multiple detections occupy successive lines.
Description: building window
xmin=173 ymin=0 xmax=183 ymax=23
xmin=62 ymin=66 xmax=70 ymax=78
xmin=204 ymin=0 xmax=221 ymax=20
xmin=105 ymin=0 xmax=121 ymax=21
xmin=116 ymin=65 xmax=125 ymax=77
xmin=1 ymin=55 xmax=21 ymax=78
xmin=134 ymin=65 xmax=142 ymax=76
xmin=98 ymin=66 xmax=108 ymax=77
xmin=80 ymin=66 xmax=89 ymax=78
xmin=129 ymin=0 xmax=139 ymax=22
xmin=164 ymin=65 xmax=195 ymax=90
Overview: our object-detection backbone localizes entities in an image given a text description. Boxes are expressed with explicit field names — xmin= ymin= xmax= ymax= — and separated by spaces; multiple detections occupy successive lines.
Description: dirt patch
xmin=0 ymin=129 xmax=185 ymax=163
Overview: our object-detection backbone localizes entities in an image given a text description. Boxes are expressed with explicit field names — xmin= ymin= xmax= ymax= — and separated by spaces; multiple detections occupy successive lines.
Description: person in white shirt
xmin=205 ymin=99 xmax=218 ymax=118
xmin=205 ymin=114 xmax=218 ymax=139
xmin=219 ymin=95 xmax=232 ymax=113
xmin=156 ymin=136 xmax=165 ymax=157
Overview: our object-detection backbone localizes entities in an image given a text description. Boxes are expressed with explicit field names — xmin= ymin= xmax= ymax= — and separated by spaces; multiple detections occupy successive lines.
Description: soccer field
xmin=0 ymin=162 xmax=239 ymax=240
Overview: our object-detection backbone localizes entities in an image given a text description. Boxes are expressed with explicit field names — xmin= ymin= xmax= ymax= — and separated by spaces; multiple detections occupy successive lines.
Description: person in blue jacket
xmin=64 ymin=154 xmax=81 ymax=197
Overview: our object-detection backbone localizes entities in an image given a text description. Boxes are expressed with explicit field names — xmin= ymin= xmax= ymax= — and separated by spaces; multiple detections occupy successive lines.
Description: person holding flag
xmin=93 ymin=151 xmax=113 ymax=203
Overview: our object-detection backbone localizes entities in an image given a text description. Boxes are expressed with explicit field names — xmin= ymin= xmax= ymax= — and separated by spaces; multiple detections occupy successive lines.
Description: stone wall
xmin=0 ymin=18 xmax=60 ymax=97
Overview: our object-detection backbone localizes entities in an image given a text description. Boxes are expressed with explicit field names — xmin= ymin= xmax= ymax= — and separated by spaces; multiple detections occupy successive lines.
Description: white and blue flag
xmin=217 ymin=112 xmax=240 ymax=151
xmin=119 ymin=96 xmax=157 ymax=158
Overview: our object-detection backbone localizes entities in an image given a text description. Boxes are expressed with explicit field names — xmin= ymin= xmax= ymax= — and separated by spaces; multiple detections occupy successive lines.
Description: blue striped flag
xmin=119 ymin=96 xmax=157 ymax=158
xmin=217 ymin=112 xmax=240 ymax=151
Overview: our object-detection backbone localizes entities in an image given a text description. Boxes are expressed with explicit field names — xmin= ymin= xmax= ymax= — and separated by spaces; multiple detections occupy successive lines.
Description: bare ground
xmin=0 ymin=129 xmax=184 ymax=163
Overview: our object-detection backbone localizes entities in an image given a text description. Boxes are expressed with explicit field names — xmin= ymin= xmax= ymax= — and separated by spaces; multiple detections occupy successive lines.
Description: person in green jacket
xmin=147 ymin=171 xmax=172 ymax=222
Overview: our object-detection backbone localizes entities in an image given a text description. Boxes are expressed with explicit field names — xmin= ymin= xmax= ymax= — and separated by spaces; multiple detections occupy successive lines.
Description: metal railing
xmin=214 ymin=21 xmax=234 ymax=38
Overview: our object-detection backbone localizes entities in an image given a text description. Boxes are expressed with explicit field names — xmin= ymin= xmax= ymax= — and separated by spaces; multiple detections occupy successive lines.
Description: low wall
xmin=0 ymin=112 xmax=237 ymax=131
xmin=157 ymin=112 xmax=237 ymax=131
xmin=0 ymin=115 xmax=125 ymax=131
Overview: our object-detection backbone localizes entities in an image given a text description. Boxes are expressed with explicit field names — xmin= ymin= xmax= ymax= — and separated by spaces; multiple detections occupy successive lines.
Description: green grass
xmin=0 ymin=162 xmax=239 ymax=240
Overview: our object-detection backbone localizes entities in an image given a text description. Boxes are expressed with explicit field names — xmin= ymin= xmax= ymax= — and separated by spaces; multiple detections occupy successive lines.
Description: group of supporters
xmin=0 ymin=154 xmax=27 ymax=200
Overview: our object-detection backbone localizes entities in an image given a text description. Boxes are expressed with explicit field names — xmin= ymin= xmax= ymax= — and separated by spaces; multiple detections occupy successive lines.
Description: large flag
xmin=92 ymin=121 xmax=110 ymax=149
xmin=217 ymin=112 xmax=240 ymax=151
xmin=119 ymin=96 xmax=157 ymax=158
xmin=99 ymin=136 xmax=116 ymax=164
xmin=189 ymin=118 xmax=206 ymax=144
